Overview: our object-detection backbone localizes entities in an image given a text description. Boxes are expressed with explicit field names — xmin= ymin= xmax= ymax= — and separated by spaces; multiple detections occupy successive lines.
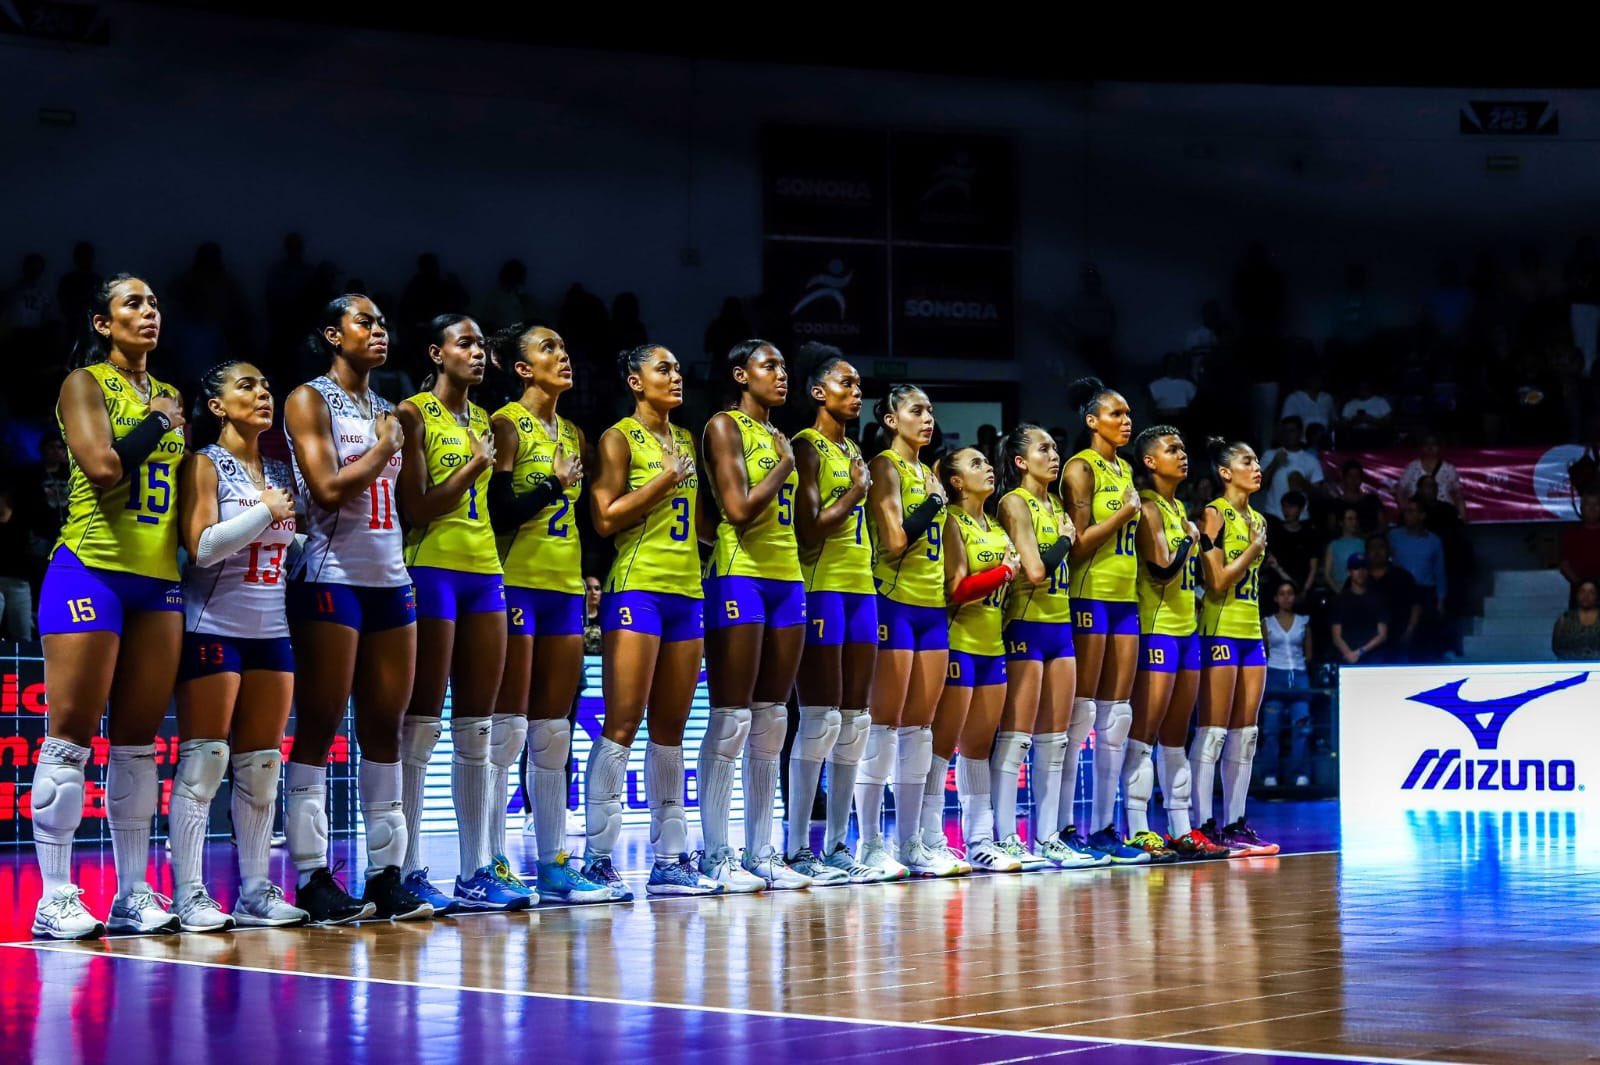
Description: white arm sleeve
xmin=194 ymin=503 xmax=276 ymax=568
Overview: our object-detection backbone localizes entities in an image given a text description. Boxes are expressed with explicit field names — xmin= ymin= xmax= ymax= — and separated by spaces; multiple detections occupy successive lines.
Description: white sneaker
xmin=1294 ymin=775 xmax=1311 ymax=787
xmin=925 ymin=835 xmax=972 ymax=874
xmin=233 ymin=882 xmax=311 ymax=927
xmin=901 ymin=839 xmax=962 ymax=877
xmin=967 ymin=838 xmax=1023 ymax=872
xmin=820 ymin=842 xmax=895 ymax=884
xmin=174 ymin=887 xmax=236 ymax=933
xmin=742 ymin=845 xmax=813 ymax=890
xmin=1263 ymin=775 xmax=1278 ymax=787
xmin=107 ymin=887 xmax=181 ymax=934
xmin=856 ymin=838 xmax=910 ymax=880
xmin=698 ymin=845 xmax=764 ymax=893
xmin=786 ymin=846 xmax=850 ymax=887
xmin=32 ymin=884 xmax=104 ymax=940
xmin=1000 ymin=833 xmax=1052 ymax=872
xmin=565 ymin=810 xmax=585 ymax=837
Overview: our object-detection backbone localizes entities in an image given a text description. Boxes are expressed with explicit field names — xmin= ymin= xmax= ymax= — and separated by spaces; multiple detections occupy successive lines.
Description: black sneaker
xmin=297 ymin=863 xmax=378 ymax=926
xmin=363 ymin=865 xmax=435 ymax=921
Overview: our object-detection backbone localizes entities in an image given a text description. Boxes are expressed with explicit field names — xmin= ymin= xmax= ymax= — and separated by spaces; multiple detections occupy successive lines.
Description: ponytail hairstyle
xmin=871 ymin=383 xmax=928 ymax=452
xmin=798 ymin=342 xmax=847 ymax=404
xmin=996 ymin=422 xmax=1044 ymax=496
xmin=722 ymin=338 xmax=776 ymax=405
xmin=1207 ymin=434 xmax=1251 ymax=476
xmin=72 ymin=271 xmax=147 ymax=367
xmin=617 ymin=342 xmax=664 ymax=397
xmin=305 ymin=293 xmax=372 ymax=368
xmin=1065 ymin=375 xmax=1116 ymax=450
xmin=485 ymin=319 xmax=554 ymax=402
xmin=189 ymin=360 xmax=249 ymax=450
xmin=419 ymin=313 xmax=475 ymax=392
xmin=938 ymin=446 xmax=984 ymax=504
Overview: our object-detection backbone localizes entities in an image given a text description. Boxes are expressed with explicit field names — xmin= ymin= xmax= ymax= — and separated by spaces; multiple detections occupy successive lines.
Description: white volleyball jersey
xmin=184 ymin=446 xmax=297 ymax=638
xmin=289 ymin=376 xmax=409 ymax=588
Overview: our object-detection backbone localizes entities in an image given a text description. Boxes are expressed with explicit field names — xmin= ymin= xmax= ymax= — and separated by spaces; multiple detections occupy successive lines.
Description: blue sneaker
xmin=536 ymin=852 xmax=612 ymax=904
xmin=402 ymin=869 xmax=459 ymax=915
xmin=1060 ymin=827 xmax=1113 ymax=868
xmin=647 ymin=852 xmax=723 ymax=897
xmin=581 ymin=855 xmax=635 ymax=902
xmin=454 ymin=865 xmax=535 ymax=911
xmin=489 ymin=854 xmax=538 ymax=905
xmin=1085 ymin=826 xmax=1151 ymax=865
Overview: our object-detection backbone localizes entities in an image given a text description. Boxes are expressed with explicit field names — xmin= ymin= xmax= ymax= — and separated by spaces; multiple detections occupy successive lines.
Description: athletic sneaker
xmin=364 ymin=865 xmax=435 ymax=921
xmin=581 ymin=856 xmax=635 ymax=902
xmin=999 ymin=834 xmax=1052 ymax=872
xmin=1219 ymin=818 xmax=1280 ymax=857
xmin=1168 ymin=827 xmax=1231 ymax=861
xmin=966 ymin=838 xmax=1022 ymax=872
xmin=233 ymin=883 xmax=310 ymax=927
xmin=456 ymin=864 xmax=534 ymax=911
xmin=298 ymin=865 xmax=377 ymax=925
xmin=490 ymin=853 xmax=538 ymax=904
xmin=1085 ymin=827 xmax=1151 ymax=865
xmin=821 ymin=842 xmax=893 ymax=884
xmin=646 ymin=852 xmax=723 ymax=897
xmin=1055 ymin=828 xmax=1113 ymax=869
xmin=699 ymin=846 xmax=764 ymax=893
xmin=174 ymin=887 xmax=236 ymax=932
xmin=743 ymin=845 xmax=813 ymax=890
xmin=108 ymin=888 xmax=181 ymax=934
xmin=856 ymin=838 xmax=911 ymax=881
xmin=537 ymin=853 xmax=612 ymax=904
xmin=785 ymin=846 xmax=849 ymax=887
xmin=522 ymin=813 xmax=538 ymax=836
xmin=901 ymin=838 xmax=962 ymax=877
xmin=32 ymin=885 xmax=104 ymax=940
xmin=927 ymin=837 xmax=972 ymax=875
xmin=1032 ymin=834 xmax=1075 ymax=868
xmin=1127 ymin=830 xmax=1181 ymax=864
xmin=402 ymin=869 xmax=459 ymax=915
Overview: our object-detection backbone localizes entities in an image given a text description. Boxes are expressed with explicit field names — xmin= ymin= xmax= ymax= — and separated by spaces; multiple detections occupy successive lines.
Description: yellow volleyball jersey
xmin=706 ymin=411 xmax=801 ymax=582
xmin=1200 ymin=497 xmax=1264 ymax=639
xmin=495 ymin=403 xmax=583 ymax=593
xmin=604 ymin=417 xmax=703 ymax=598
xmin=870 ymin=449 xmax=945 ymax=608
xmin=402 ymin=393 xmax=500 ymax=574
xmin=948 ymin=509 xmax=1011 ymax=656
xmin=1137 ymin=490 xmax=1199 ymax=637
xmin=1066 ymin=449 xmax=1138 ymax=602
xmin=54 ymin=363 xmax=186 ymax=580
xmin=1001 ymin=487 xmax=1073 ymax=625
xmin=795 ymin=428 xmax=872 ymax=595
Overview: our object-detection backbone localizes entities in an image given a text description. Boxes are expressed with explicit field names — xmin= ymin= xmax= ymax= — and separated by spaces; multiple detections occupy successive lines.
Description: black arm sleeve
xmin=1144 ymin=537 xmax=1195 ymax=581
xmin=110 ymin=414 xmax=170 ymax=477
xmin=1040 ymin=534 xmax=1074 ymax=572
xmin=900 ymin=497 xmax=944 ymax=542
xmin=488 ymin=471 xmax=564 ymax=534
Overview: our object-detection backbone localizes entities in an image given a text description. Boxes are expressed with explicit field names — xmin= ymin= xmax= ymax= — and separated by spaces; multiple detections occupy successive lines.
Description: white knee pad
xmin=1094 ymin=700 xmax=1134 ymax=750
xmin=1068 ymin=697 xmax=1096 ymax=744
xmin=30 ymin=740 xmax=90 ymax=845
xmin=1223 ymin=725 xmax=1259 ymax=765
xmin=491 ymin=714 xmax=531 ymax=770
xmin=829 ymin=708 xmax=870 ymax=766
xmin=451 ymin=716 xmax=492 ymax=765
xmin=747 ymin=702 xmax=788 ymax=761
xmin=401 ymin=716 xmax=443 ymax=769
xmin=1192 ymin=725 xmax=1227 ymax=765
xmin=527 ymin=718 xmax=570 ymax=772
xmin=702 ymin=707 xmax=752 ymax=762
xmin=1123 ymin=744 xmax=1154 ymax=812
xmin=894 ymin=725 xmax=933 ymax=783
xmin=1158 ymin=745 xmax=1192 ymax=811
xmin=284 ymin=762 xmax=330 ymax=870
xmin=857 ymin=724 xmax=895 ymax=787
xmin=794 ymin=707 xmax=842 ymax=764
xmin=107 ymin=745 xmax=159 ymax=825
xmin=362 ymin=805 xmax=406 ymax=872
xmin=231 ymin=749 xmax=282 ymax=808
xmin=173 ymin=740 xmax=230 ymax=806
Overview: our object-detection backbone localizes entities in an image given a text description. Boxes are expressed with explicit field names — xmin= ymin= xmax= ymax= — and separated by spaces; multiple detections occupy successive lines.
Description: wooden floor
xmin=6 ymin=804 xmax=1599 ymax=1064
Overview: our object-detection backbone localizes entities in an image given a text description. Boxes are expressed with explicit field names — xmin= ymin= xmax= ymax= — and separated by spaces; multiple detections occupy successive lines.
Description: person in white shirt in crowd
xmin=1279 ymin=371 xmax=1336 ymax=439
xmin=1257 ymin=416 xmax=1324 ymax=520
xmin=1395 ymin=434 xmax=1467 ymax=521
xmin=1146 ymin=353 xmax=1196 ymax=424
xmin=1339 ymin=378 xmax=1394 ymax=446
xmin=1259 ymin=580 xmax=1313 ymax=788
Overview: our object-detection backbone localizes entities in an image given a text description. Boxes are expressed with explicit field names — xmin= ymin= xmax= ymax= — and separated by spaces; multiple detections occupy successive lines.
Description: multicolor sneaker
xmin=857 ymin=838 xmax=911 ymax=880
xmin=900 ymin=838 xmax=963 ymax=877
xmin=699 ymin=846 xmax=764 ymax=893
xmin=1167 ymin=828 xmax=1231 ymax=861
xmin=535 ymin=852 xmax=610 ymax=904
xmin=1219 ymin=818 xmax=1280 ymax=857
xmin=1128 ymin=830 xmax=1180 ymax=864
xmin=1000 ymin=833 xmax=1052 ymax=872
xmin=455 ymin=864 xmax=533 ymax=911
xmin=581 ymin=855 xmax=635 ymax=901
xmin=402 ymin=869 xmax=459 ymax=915
xmin=1200 ymin=818 xmax=1242 ymax=859
xmin=786 ymin=846 xmax=850 ymax=887
xmin=646 ymin=852 xmax=723 ymax=897
xmin=1057 ymin=827 xmax=1113 ymax=868
xmin=821 ymin=842 xmax=892 ymax=884
xmin=925 ymin=835 xmax=973 ymax=874
xmin=1085 ymin=827 xmax=1151 ymax=865
xmin=32 ymin=885 xmax=104 ymax=940
xmin=108 ymin=887 xmax=181 ymax=934
xmin=742 ymin=845 xmax=813 ymax=890
xmin=966 ymin=838 xmax=1023 ymax=872
xmin=490 ymin=853 xmax=539 ymax=904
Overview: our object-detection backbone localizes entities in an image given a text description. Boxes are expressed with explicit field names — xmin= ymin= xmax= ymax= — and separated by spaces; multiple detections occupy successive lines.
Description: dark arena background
xmin=1 ymin=8 xmax=1598 ymax=1063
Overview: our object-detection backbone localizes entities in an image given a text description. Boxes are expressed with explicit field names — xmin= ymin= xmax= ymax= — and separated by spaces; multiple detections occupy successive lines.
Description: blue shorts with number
xmin=703 ymin=576 xmax=806 ymax=631
xmin=1140 ymin=632 xmax=1202 ymax=674
xmin=1072 ymin=597 xmax=1141 ymax=638
xmin=601 ymin=591 xmax=704 ymax=643
xmin=505 ymin=587 xmax=584 ymax=637
xmin=38 ymin=546 xmax=182 ymax=636
xmin=947 ymin=650 xmax=1007 ymax=688
xmin=1203 ymin=635 xmax=1267 ymax=669
xmin=410 ymin=567 xmax=505 ymax=620
xmin=877 ymin=597 xmax=948 ymax=652
xmin=805 ymin=591 xmax=878 ymax=647
xmin=178 ymin=633 xmax=295 ymax=681
xmin=1004 ymin=619 xmax=1076 ymax=662
xmin=288 ymin=581 xmax=417 ymax=633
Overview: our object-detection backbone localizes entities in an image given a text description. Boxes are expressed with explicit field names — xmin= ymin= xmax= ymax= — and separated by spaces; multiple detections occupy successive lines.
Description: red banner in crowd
xmin=1322 ymin=446 xmax=1594 ymax=524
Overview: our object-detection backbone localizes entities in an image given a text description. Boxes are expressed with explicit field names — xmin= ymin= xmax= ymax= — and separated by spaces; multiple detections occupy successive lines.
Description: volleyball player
xmin=995 ymin=425 xmax=1100 ymax=869
xmin=1060 ymin=379 xmax=1149 ymax=864
xmin=488 ymin=322 xmax=610 ymax=904
xmin=394 ymin=315 xmax=531 ymax=912
xmin=169 ymin=361 xmax=311 ymax=931
xmin=938 ymin=448 xmax=1019 ymax=873
xmin=587 ymin=344 xmax=720 ymax=899
xmin=861 ymin=385 xmax=947 ymax=878
xmin=284 ymin=295 xmax=430 ymax=923
xmin=32 ymin=275 xmax=187 ymax=938
xmin=1194 ymin=438 xmax=1279 ymax=856
xmin=699 ymin=340 xmax=811 ymax=890
xmin=791 ymin=349 xmax=880 ymax=885
xmin=1124 ymin=427 xmax=1224 ymax=861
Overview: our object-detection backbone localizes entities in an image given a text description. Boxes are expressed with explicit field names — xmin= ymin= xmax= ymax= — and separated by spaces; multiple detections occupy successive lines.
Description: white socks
xmin=488 ymin=713 xmax=529 ymax=861
xmin=285 ymin=759 xmax=329 ymax=887
xmin=743 ymin=702 xmax=786 ymax=855
xmin=451 ymin=715 xmax=493 ymax=875
xmin=1029 ymin=732 xmax=1069 ymax=841
xmin=1221 ymin=726 xmax=1260 ymax=826
xmin=398 ymin=716 xmax=442 ymax=876
xmin=645 ymin=741 xmax=687 ymax=861
xmin=1121 ymin=739 xmax=1154 ymax=837
xmin=989 ymin=731 xmax=1030 ymax=840
xmin=921 ymin=754 xmax=950 ymax=846
xmin=359 ymin=758 xmax=406 ymax=880
xmin=230 ymin=748 xmax=281 ymax=894
xmin=1091 ymin=699 xmax=1133 ymax=835
xmin=892 ymin=726 xmax=931 ymax=850
xmin=1188 ymin=725 xmax=1227 ymax=829
xmin=168 ymin=739 xmax=228 ymax=894
xmin=584 ymin=737 xmax=630 ymax=861
xmin=1059 ymin=698 xmax=1095 ymax=832
xmin=525 ymin=718 xmax=569 ymax=864
xmin=1156 ymin=743 xmax=1193 ymax=837
xmin=787 ymin=706 xmax=841 ymax=856
xmin=697 ymin=706 xmax=751 ymax=854
xmin=31 ymin=738 xmax=90 ymax=893
xmin=854 ymin=724 xmax=894 ymax=846
xmin=107 ymin=744 xmax=158 ymax=896
xmin=824 ymin=709 xmax=870 ymax=854
xmin=956 ymin=753 xmax=994 ymax=845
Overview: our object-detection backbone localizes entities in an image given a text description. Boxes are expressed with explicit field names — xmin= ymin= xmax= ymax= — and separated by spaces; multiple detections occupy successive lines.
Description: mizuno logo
xmin=1400 ymin=749 xmax=1577 ymax=792
xmin=1406 ymin=673 xmax=1587 ymax=750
